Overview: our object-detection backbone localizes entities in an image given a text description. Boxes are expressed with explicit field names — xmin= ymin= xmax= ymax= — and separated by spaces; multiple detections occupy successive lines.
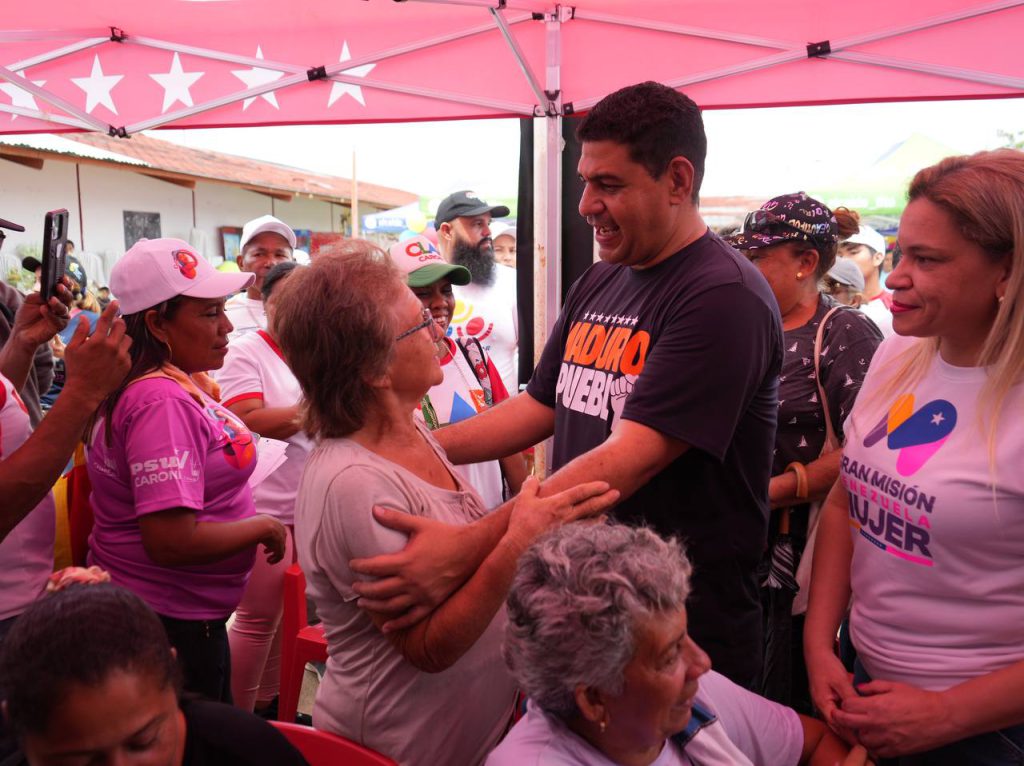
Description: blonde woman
xmin=805 ymin=149 xmax=1024 ymax=763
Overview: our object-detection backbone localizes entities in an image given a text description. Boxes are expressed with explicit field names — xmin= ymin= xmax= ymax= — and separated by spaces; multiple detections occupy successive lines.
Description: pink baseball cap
xmin=388 ymin=235 xmax=471 ymax=288
xmin=110 ymin=238 xmax=255 ymax=315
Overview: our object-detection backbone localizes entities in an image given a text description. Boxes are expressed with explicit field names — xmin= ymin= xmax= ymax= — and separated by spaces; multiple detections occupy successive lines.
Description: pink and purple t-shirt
xmin=0 ymin=373 xmax=55 ymax=621
xmin=87 ymin=376 xmax=258 ymax=619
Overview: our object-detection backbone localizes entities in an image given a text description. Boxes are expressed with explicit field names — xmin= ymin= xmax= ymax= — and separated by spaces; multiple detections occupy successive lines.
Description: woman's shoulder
xmin=119 ymin=376 xmax=201 ymax=410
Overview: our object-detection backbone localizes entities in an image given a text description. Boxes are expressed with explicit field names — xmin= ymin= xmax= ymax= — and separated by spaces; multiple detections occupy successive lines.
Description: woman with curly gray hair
xmin=488 ymin=522 xmax=869 ymax=766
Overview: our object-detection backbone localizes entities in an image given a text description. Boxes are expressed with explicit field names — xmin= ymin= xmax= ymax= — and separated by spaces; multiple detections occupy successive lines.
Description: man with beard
xmin=349 ymin=83 xmax=782 ymax=690
xmin=224 ymin=215 xmax=295 ymax=340
xmin=435 ymin=191 xmax=519 ymax=396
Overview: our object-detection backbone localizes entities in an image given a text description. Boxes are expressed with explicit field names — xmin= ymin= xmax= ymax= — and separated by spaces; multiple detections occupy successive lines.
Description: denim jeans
xmin=159 ymin=614 xmax=233 ymax=704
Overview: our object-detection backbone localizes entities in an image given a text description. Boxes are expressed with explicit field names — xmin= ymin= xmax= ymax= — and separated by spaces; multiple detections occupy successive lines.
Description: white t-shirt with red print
xmin=219 ymin=330 xmax=313 ymax=525
xmin=451 ymin=263 xmax=519 ymax=397
xmin=0 ymin=373 xmax=55 ymax=621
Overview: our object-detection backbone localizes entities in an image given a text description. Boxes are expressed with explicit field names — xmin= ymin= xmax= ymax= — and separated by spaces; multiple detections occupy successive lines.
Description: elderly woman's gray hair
xmin=503 ymin=522 xmax=692 ymax=721
xmin=273 ymin=240 xmax=407 ymax=439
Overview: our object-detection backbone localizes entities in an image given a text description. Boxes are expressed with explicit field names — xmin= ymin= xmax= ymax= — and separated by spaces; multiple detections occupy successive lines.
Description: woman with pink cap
xmin=86 ymin=238 xmax=287 ymax=704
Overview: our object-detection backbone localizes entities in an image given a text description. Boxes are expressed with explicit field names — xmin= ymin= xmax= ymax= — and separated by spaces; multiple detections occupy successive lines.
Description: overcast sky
xmin=153 ymin=97 xmax=1024 ymax=206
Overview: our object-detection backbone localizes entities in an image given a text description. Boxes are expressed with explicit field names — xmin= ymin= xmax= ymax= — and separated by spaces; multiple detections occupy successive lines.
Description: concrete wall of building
xmin=1 ymin=156 xmax=381 ymax=283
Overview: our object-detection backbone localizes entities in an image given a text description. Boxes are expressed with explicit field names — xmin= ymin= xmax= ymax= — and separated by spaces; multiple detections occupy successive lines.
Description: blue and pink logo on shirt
xmin=206 ymin=405 xmax=256 ymax=470
xmin=863 ymin=394 xmax=956 ymax=477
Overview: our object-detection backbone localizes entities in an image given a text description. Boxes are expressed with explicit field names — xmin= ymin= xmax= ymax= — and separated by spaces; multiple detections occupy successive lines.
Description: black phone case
xmin=40 ymin=209 xmax=69 ymax=301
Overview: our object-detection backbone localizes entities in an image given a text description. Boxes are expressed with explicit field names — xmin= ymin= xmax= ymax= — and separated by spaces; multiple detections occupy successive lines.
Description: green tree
xmin=997 ymin=128 xmax=1024 ymax=150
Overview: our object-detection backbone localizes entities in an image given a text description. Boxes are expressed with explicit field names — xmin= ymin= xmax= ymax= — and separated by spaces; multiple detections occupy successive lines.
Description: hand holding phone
xmin=40 ymin=209 xmax=69 ymax=302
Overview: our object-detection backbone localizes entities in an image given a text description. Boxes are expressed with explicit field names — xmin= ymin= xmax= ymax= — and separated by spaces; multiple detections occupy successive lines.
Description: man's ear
xmin=665 ymin=156 xmax=696 ymax=204
xmin=872 ymin=249 xmax=885 ymax=268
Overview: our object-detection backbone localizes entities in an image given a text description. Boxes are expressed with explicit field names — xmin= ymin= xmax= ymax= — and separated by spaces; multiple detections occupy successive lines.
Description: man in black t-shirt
xmin=354 ymin=82 xmax=783 ymax=688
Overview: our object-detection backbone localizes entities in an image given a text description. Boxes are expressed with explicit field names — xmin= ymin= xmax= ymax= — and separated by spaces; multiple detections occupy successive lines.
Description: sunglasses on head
xmin=742 ymin=209 xmax=813 ymax=241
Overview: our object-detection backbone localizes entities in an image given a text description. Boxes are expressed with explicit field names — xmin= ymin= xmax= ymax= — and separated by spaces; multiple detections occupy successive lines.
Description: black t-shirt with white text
xmin=528 ymin=230 xmax=783 ymax=687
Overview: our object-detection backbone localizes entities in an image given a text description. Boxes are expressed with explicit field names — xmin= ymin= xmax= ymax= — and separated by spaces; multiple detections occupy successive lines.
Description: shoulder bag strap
xmin=814 ymin=305 xmax=843 ymax=454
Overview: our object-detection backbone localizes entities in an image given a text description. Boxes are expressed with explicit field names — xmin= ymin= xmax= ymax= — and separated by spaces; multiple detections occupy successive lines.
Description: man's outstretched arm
xmin=434 ymin=390 xmax=554 ymax=465
xmin=352 ymin=417 xmax=688 ymax=630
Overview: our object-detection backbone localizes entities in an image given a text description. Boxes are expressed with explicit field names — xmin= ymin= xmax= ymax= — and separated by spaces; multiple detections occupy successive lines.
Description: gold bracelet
xmin=785 ymin=462 xmax=809 ymax=500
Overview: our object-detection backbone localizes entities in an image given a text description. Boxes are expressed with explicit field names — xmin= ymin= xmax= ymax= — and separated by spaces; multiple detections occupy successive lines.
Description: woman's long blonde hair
xmin=857 ymin=149 xmax=1024 ymax=463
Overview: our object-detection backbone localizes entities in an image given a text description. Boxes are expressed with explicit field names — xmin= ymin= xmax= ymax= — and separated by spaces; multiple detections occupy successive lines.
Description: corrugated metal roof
xmin=0 ymin=131 xmax=417 ymax=208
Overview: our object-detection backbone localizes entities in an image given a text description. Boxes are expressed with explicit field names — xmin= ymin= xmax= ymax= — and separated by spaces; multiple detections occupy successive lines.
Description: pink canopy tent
xmin=3 ymin=0 xmax=1023 ymax=321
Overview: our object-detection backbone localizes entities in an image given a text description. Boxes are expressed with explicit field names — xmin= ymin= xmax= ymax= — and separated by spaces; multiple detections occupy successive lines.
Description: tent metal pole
xmin=490 ymin=8 xmax=548 ymax=109
xmin=833 ymin=0 xmax=1023 ymax=51
xmin=0 ymin=104 xmax=96 ymax=130
xmin=322 ymin=75 xmax=534 ymax=113
xmin=6 ymin=37 xmax=108 ymax=72
xmin=569 ymin=10 xmax=790 ymax=50
xmin=124 ymin=70 xmax=311 ymax=133
xmin=0 ymin=63 xmax=111 ymax=133
xmin=542 ymin=8 xmax=564 ymax=335
xmin=828 ymin=51 xmax=1024 ymax=90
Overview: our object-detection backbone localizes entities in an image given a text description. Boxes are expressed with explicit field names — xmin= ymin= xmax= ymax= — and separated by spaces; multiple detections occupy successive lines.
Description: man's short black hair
xmin=577 ymin=81 xmax=706 ymax=203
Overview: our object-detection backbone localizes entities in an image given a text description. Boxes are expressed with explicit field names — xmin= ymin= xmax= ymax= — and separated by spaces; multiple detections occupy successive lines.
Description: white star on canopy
xmin=71 ymin=56 xmax=123 ymax=115
xmin=150 ymin=53 xmax=204 ymax=113
xmin=327 ymin=42 xmax=376 ymax=108
xmin=0 ymin=71 xmax=46 ymax=121
xmin=231 ymin=46 xmax=284 ymax=110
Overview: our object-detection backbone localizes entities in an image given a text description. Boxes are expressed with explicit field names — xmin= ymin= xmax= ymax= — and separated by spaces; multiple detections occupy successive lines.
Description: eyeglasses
xmin=396 ymin=308 xmax=441 ymax=342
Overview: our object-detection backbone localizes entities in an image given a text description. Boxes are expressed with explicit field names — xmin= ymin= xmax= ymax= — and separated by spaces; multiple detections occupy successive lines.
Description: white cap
xmin=388 ymin=235 xmax=471 ymax=288
xmin=490 ymin=222 xmax=517 ymax=241
xmin=240 ymin=214 xmax=297 ymax=251
xmin=111 ymin=238 xmax=255 ymax=315
xmin=844 ymin=224 xmax=886 ymax=256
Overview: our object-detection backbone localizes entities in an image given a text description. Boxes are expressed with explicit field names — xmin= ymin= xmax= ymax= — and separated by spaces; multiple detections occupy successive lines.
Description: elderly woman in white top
xmin=273 ymin=241 xmax=616 ymax=766
xmin=488 ymin=522 xmax=867 ymax=766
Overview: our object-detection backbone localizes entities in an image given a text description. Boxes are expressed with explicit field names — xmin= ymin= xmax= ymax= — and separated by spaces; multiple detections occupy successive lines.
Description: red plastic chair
xmin=279 ymin=563 xmax=329 ymax=723
xmin=271 ymin=721 xmax=397 ymax=766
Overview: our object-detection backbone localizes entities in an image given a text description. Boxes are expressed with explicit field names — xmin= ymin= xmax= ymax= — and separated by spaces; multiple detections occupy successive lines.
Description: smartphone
xmin=40 ymin=209 xmax=69 ymax=302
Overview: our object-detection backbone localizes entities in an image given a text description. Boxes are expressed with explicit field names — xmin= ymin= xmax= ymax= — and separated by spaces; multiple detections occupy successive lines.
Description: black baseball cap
xmin=729 ymin=192 xmax=838 ymax=254
xmin=434 ymin=191 xmax=510 ymax=227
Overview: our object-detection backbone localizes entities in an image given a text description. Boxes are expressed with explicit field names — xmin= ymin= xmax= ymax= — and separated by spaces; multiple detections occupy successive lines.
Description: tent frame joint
xmin=108 ymin=125 xmax=128 ymax=138
xmin=807 ymin=40 xmax=831 ymax=58
xmin=307 ymin=65 xmax=329 ymax=82
xmin=109 ymin=27 xmax=126 ymax=43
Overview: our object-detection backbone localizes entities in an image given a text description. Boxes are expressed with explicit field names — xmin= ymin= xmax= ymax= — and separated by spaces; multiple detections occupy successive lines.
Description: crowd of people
xmin=0 ymin=78 xmax=1020 ymax=766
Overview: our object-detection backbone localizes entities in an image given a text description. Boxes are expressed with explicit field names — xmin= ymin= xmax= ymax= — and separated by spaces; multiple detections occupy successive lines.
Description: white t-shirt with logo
xmin=224 ymin=294 xmax=266 ymax=340
xmin=415 ymin=338 xmax=509 ymax=509
xmin=451 ymin=263 xmax=519 ymax=397
xmin=0 ymin=374 xmax=55 ymax=621
xmin=219 ymin=330 xmax=313 ymax=525
xmin=843 ymin=333 xmax=1024 ymax=690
